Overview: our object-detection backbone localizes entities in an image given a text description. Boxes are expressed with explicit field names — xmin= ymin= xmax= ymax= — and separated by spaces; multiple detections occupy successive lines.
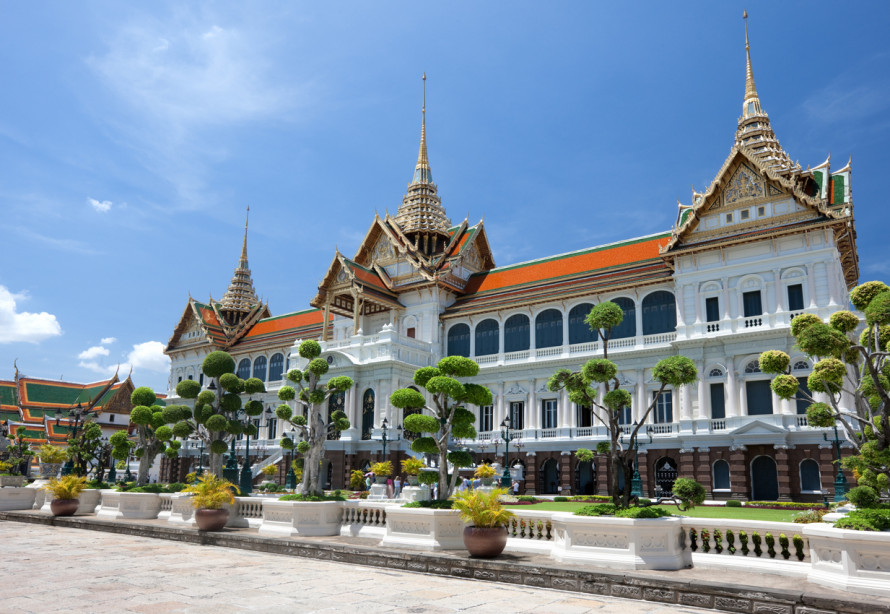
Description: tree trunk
xmin=208 ymin=452 xmax=223 ymax=478
xmin=299 ymin=402 xmax=326 ymax=496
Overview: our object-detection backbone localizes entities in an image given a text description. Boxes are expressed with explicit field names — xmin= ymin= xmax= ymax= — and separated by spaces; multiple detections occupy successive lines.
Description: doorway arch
xmin=751 ymin=455 xmax=779 ymax=501
xmin=654 ymin=457 xmax=678 ymax=496
xmin=540 ymin=458 xmax=559 ymax=494
xmin=575 ymin=460 xmax=595 ymax=495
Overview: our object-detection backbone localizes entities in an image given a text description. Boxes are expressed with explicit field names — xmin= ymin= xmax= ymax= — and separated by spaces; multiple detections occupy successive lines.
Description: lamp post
xmin=240 ymin=416 xmax=255 ymax=496
xmin=284 ymin=430 xmax=296 ymax=489
xmin=105 ymin=437 xmax=116 ymax=483
xmin=190 ymin=435 xmax=205 ymax=481
xmin=825 ymin=424 xmax=849 ymax=502
xmin=124 ymin=451 xmax=133 ymax=482
xmin=380 ymin=418 xmax=389 ymax=460
xmin=223 ymin=410 xmax=244 ymax=484
xmin=499 ymin=417 xmax=513 ymax=487
xmin=622 ymin=422 xmax=652 ymax=498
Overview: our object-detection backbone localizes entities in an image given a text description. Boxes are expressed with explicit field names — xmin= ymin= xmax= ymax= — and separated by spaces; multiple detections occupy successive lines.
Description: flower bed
xmin=743 ymin=501 xmax=826 ymax=511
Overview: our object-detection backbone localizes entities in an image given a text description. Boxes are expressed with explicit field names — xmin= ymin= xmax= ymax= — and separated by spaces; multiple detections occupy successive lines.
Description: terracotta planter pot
xmin=463 ymin=526 xmax=508 ymax=558
xmin=50 ymin=498 xmax=79 ymax=517
xmin=195 ymin=508 xmax=229 ymax=531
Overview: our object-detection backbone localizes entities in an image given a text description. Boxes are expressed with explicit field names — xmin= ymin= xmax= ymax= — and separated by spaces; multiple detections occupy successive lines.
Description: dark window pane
xmin=610 ymin=297 xmax=636 ymax=339
xmin=654 ymin=391 xmax=673 ymax=423
xmin=746 ymin=380 xmax=773 ymax=415
xmin=705 ymin=297 xmax=720 ymax=322
xmin=509 ymin=402 xmax=524 ymax=430
xmin=796 ymin=377 xmax=811 ymax=414
xmin=568 ymin=303 xmax=597 ymax=344
xmin=361 ymin=389 xmax=375 ymax=440
xmin=475 ymin=319 xmax=499 ymax=356
xmin=713 ymin=460 xmax=730 ymax=490
xmin=253 ymin=356 xmax=267 ymax=381
xmin=743 ymin=291 xmax=763 ymax=317
xmin=577 ymin=405 xmax=593 ymax=427
xmin=800 ymin=459 xmax=821 ymax=491
xmin=447 ymin=323 xmax=470 ymax=357
xmin=269 ymin=353 xmax=285 ymax=381
xmin=541 ymin=400 xmax=558 ymax=429
xmin=237 ymin=359 xmax=251 ymax=380
xmin=642 ymin=291 xmax=677 ymax=335
xmin=710 ymin=383 xmax=725 ymax=419
xmin=504 ymin=314 xmax=530 ymax=352
xmin=617 ymin=406 xmax=631 ymax=425
xmin=535 ymin=309 xmax=563 ymax=348
xmin=480 ymin=405 xmax=493 ymax=432
xmin=787 ymin=284 xmax=804 ymax=311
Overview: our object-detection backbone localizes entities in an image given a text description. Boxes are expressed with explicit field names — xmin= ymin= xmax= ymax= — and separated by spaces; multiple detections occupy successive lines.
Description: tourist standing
xmin=394 ymin=475 xmax=402 ymax=498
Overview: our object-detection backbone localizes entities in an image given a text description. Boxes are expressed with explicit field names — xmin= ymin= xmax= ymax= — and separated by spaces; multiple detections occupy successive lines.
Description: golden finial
xmin=240 ymin=205 xmax=249 ymax=265
xmin=417 ymin=72 xmax=429 ymax=169
xmin=743 ymin=10 xmax=758 ymax=101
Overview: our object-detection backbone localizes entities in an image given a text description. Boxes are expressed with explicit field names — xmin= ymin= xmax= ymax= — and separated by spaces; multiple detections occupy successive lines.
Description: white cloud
xmin=100 ymin=337 xmax=117 ymax=344
xmin=78 ymin=345 xmax=110 ymax=360
xmin=88 ymin=197 xmax=112 ymax=212
xmin=0 ymin=286 xmax=62 ymax=344
xmin=78 ymin=360 xmax=113 ymax=376
xmin=127 ymin=341 xmax=170 ymax=373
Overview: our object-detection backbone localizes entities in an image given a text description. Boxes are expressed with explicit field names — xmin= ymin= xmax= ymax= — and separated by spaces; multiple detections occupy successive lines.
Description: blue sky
xmin=1 ymin=2 xmax=889 ymax=394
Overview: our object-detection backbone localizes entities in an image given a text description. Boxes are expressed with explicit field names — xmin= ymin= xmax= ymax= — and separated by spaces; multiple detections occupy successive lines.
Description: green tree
xmin=274 ymin=340 xmax=353 ymax=495
xmin=548 ymin=301 xmax=697 ymax=507
xmin=390 ymin=355 xmax=491 ymax=499
xmin=172 ymin=351 xmax=266 ymax=478
xmin=759 ymin=281 xmax=890 ymax=496
xmin=116 ymin=386 xmax=182 ymax=485
xmin=3 ymin=427 xmax=35 ymax=476
xmin=65 ymin=421 xmax=104 ymax=477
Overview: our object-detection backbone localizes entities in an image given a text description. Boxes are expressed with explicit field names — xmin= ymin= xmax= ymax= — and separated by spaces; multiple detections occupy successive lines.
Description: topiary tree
xmin=548 ymin=301 xmax=697 ymax=507
xmin=390 ymin=355 xmax=492 ymax=499
xmin=65 ymin=420 xmax=104 ymax=477
xmin=274 ymin=340 xmax=353 ymax=495
xmin=121 ymin=386 xmax=182 ymax=485
xmin=172 ymin=351 xmax=266 ymax=478
xmin=759 ymin=281 xmax=890 ymax=498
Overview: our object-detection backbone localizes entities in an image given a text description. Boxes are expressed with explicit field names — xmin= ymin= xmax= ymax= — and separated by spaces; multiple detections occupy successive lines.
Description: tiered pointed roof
xmin=219 ymin=207 xmax=261 ymax=323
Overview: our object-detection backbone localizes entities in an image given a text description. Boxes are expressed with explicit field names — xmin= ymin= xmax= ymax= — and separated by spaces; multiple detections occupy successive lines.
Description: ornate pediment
xmin=722 ymin=163 xmax=766 ymax=206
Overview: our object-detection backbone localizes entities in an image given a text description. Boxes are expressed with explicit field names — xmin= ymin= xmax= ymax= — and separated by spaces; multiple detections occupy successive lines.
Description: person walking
xmin=394 ymin=475 xmax=402 ymax=498
xmin=512 ymin=479 xmax=520 ymax=495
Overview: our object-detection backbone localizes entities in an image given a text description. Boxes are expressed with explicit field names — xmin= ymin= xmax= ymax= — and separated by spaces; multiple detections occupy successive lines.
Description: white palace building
xmin=162 ymin=20 xmax=859 ymax=501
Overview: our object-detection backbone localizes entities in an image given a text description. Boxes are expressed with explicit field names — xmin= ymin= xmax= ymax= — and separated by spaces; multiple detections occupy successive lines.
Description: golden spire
xmin=220 ymin=205 xmax=259 ymax=321
xmin=412 ymin=73 xmax=433 ymax=185
xmin=240 ymin=205 xmax=249 ymax=268
xmin=743 ymin=10 xmax=758 ymax=101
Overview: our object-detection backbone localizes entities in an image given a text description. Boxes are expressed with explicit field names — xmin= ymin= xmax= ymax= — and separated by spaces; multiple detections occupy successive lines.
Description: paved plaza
xmin=0 ymin=522 xmax=713 ymax=614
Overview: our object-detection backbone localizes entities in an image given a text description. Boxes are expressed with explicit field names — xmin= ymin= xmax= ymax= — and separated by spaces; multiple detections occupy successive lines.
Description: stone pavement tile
xmin=129 ymin=601 xmax=191 ymax=614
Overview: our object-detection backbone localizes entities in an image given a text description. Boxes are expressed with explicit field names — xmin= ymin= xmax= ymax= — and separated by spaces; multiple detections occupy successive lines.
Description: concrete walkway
xmin=0 ymin=522 xmax=707 ymax=614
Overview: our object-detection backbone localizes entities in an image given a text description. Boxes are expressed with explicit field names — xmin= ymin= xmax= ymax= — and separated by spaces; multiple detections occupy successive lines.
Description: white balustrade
xmin=710 ymin=419 xmax=727 ymax=431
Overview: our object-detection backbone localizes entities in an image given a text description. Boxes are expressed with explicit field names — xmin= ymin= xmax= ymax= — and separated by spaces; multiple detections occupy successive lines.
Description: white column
xmin=696 ymin=375 xmax=708 ymax=420
xmin=635 ymin=369 xmax=646 ymax=423
xmin=694 ymin=285 xmax=702 ymax=324
xmin=676 ymin=285 xmax=687 ymax=327
xmin=738 ymin=375 xmax=748 ymax=417
xmin=562 ymin=311 xmax=570 ymax=348
xmin=560 ymin=388 xmax=571 ymax=428
xmin=726 ymin=367 xmax=739 ymax=418
xmin=634 ymin=299 xmax=644 ymax=341
xmin=773 ymin=268 xmax=784 ymax=312
xmin=498 ymin=318 xmax=505 ymax=357
xmin=722 ymin=277 xmax=731 ymax=319
xmin=527 ymin=381 xmax=537 ymax=430
xmin=469 ymin=321 xmax=475 ymax=357
xmin=680 ymin=384 xmax=693 ymax=420
xmin=806 ymin=263 xmax=818 ymax=308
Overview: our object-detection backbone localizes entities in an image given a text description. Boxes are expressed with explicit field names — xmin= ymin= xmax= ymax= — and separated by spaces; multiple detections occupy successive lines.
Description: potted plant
xmin=370 ymin=461 xmax=393 ymax=485
xmin=37 ymin=444 xmax=67 ymax=478
xmin=0 ymin=427 xmax=34 ymax=484
xmin=473 ymin=463 xmax=497 ymax=486
xmin=0 ymin=461 xmax=25 ymax=487
xmin=42 ymin=475 xmax=87 ymax=516
xmin=400 ymin=458 xmax=426 ymax=485
xmin=451 ymin=487 xmax=515 ymax=558
xmin=181 ymin=474 xmax=240 ymax=531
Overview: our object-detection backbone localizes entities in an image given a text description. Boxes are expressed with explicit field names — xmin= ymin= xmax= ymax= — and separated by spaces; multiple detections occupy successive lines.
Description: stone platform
xmin=1 ymin=510 xmax=886 ymax=614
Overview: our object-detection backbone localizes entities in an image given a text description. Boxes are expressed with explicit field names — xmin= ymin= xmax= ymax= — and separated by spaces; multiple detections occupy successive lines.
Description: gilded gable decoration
xmin=724 ymin=164 xmax=765 ymax=205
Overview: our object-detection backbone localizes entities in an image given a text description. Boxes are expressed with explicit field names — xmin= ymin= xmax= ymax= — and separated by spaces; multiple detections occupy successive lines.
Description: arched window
xmin=361 ymin=389 xmax=375 ymax=441
xmin=744 ymin=360 xmax=761 ymax=373
xmin=568 ymin=303 xmax=597 ymax=345
xmin=713 ymin=459 xmax=730 ymax=490
xmin=475 ymin=319 xmax=499 ymax=356
xmin=268 ymin=353 xmax=285 ymax=381
xmin=253 ymin=356 xmax=267 ymax=381
xmin=610 ymin=297 xmax=636 ymax=339
xmin=800 ymin=459 xmax=821 ymax=492
xmin=504 ymin=314 xmax=530 ymax=352
xmin=447 ymin=323 xmax=470 ymax=357
xmin=709 ymin=368 xmax=724 ymax=377
xmin=327 ymin=391 xmax=345 ymax=440
xmin=642 ymin=291 xmax=677 ymax=335
xmin=535 ymin=309 xmax=563 ymax=349
xmin=237 ymin=358 xmax=251 ymax=380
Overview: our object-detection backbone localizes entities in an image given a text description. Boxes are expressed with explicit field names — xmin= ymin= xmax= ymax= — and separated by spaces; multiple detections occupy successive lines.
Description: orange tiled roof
xmin=244 ymin=309 xmax=328 ymax=339
xmin=462 ymin=233 xmax=671 ymax=295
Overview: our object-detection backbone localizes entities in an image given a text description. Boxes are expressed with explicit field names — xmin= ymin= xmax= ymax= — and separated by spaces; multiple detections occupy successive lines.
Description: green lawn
xmin=504 ymin=502 xmax=801 ymax=523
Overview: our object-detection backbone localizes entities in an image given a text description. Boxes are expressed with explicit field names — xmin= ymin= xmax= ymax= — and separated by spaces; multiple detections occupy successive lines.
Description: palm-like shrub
xmin=401 ymin=457 xmax=426 ymax=476
xmin=451 ymin=487 xmax=515 ymax=528
xmin=473 ymin=463 xmax=497 ymax=479
xmin=43 ymin=475 xmax=88 ymax=499
xmin=37 ymin=444 xmax=67 ymax=464
xmin=261 ymin=465 xmax=277 ymax=477
xmin=182 ymin=474 xmax=239 ymax=510
xmin=371 ymin=461 xmax=393 ymax=477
